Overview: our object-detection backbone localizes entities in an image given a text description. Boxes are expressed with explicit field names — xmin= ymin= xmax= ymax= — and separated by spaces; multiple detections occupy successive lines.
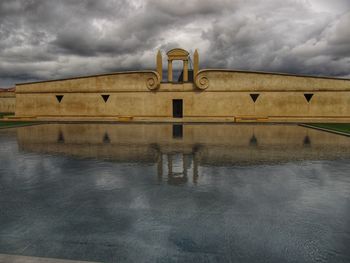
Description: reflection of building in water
xmin=157 ymin=151 xmax=199 ymax=185
xmin=17 ymin=124 xmax=350 ymax=183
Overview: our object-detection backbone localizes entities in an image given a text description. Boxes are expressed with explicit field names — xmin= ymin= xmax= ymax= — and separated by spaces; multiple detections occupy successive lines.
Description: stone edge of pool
xmin=1 ymin=115 xmax=350 ymax=137
xmin=0 ymin=254 xmax=101 ymax=263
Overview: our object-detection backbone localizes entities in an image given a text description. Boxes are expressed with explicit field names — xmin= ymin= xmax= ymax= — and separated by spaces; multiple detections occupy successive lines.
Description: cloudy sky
xmin=0 ymin=0 xmax=349 ymax=87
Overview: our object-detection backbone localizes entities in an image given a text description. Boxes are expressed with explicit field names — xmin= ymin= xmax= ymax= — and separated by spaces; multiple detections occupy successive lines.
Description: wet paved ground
xmin=0 ymin=124 xmax=350 ymax=263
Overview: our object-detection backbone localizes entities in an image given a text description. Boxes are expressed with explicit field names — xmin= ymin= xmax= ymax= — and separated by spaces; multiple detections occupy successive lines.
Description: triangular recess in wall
xmin=102 ymin=95 xmax=110 ymax=103
xmin=56 ymin=95 xmax=64 ymax=103
xmin=304 ymin=93 xmax=314 ymax=103
xmin=250 ymin=94 xmax=260 ymax=103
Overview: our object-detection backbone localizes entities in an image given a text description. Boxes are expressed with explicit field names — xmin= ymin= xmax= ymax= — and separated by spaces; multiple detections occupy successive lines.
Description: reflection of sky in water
xmin=0 ymin=125 xmax=350 ymax=263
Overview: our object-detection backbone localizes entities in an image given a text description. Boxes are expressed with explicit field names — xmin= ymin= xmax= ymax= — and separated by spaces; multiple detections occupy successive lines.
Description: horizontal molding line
xmin=267 ymin=116 xmax=350 ymax=118
xmin=15 ymin=70 xmax=159 ymax=85
xmin=24 ymin=115 xmax=170 ymax=118
xmin=198 ymin=69 xmax=350 ymax=81
xmin=16 ymin=116 xmax=232 ymax=118
xmin=15 ymin=115 xmax=350 ymax=118
xmin=16 ymin=90 xmax=350 ymax=94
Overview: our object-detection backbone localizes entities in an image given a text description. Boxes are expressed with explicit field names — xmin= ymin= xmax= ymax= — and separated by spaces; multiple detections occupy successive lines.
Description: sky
xmin=0 ymin=0 xmax=349 ymax=87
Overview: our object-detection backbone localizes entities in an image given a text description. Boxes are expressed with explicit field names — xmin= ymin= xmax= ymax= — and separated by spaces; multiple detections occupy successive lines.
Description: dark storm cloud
xmin=201 ymin=1 xmax=350 ymax=77
xmin=0 ymin=0 xmax=349 ymax=87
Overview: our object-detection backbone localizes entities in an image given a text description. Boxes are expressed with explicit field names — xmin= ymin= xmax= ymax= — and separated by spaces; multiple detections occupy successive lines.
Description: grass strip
xmin=0 ymin=121 xmax=36 ymax=129
xmin=308 ymin=123 xmax=350 ymax=134
xmin=0 ymin=112 xmax=14 ymax=118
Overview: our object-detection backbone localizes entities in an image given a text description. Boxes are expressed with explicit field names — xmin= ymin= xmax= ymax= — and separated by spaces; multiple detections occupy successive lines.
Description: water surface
xmin=0 ymin=124 xmax=350 ymax=263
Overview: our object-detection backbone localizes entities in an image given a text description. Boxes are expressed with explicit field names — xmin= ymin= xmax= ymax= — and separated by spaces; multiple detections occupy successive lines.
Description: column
xmin=168 ymin=60 xmax=173 ymax=82
xmin=156 ymin=50 xmax=163 ymax=81
xmin=183 ymin=60 xmax=188 ymax=82
xmin=193 ymin=49 xmax=199 ymax=77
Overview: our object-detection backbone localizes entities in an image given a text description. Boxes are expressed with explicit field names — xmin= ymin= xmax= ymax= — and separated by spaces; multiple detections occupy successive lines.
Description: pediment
xmin=167 ymin=48 xmax=189 ymax=60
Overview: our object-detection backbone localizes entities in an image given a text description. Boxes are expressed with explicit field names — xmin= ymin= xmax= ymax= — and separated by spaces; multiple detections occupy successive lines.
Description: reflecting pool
xmin=0 ymin=124 xmax=350 ymax=263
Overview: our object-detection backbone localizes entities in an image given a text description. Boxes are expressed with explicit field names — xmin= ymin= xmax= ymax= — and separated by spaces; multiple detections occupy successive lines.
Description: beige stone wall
xmin=15 ymin=90 xmax=350 ymax=119
xmin=15 ymin=71 xmax=160 ymax=93
xmin=0 ymin=91 xmax=16 ymax=113
xmin=195 ymin=69 xmax=350 ymax=91
xmin=14 ymin=69 xmax=350 ymax=122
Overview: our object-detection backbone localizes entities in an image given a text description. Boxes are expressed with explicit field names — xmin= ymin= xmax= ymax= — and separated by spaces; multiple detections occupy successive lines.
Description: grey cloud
xmin=148 ymin=0 xmax=235 ymax=17
xmin=0 ymin=0 xmax=349 ymax=87
xmin=202 ymin=2 xmax=350 ymax=77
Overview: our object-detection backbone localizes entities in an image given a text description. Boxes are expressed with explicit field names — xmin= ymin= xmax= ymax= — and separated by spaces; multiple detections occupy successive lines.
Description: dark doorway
xmin=173 ymin=99 xmax=183 ymax=118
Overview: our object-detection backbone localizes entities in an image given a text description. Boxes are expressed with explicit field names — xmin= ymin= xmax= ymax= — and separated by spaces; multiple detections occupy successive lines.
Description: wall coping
xmin=196 ymin=69 xmax=350 ymax=81
xmin=16 ymin=70 xmax=160 ymax=86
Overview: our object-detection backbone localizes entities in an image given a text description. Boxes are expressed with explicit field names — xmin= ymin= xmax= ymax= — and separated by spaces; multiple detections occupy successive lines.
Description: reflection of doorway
xmin=173 ymin=99 xmax=183 ymax=118
xmin=172 ymin=124 xmax=183 ymax=139
xmin=155 ymin=144 xmax=201 ymax=185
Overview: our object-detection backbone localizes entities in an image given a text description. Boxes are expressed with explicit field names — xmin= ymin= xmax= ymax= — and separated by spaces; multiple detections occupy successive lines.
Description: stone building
xmin=14 ymin=48 xmax=350 ymax=122
xmin=0 ymin=88 xmax=16 ymax=113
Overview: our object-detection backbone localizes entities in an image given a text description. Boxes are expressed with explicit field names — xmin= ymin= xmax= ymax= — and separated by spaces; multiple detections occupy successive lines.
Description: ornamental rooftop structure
xmin=13 ymin=48 xmax=350 ymax=123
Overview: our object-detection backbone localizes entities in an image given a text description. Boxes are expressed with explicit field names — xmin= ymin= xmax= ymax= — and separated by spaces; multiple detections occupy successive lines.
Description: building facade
xmin=0 ymin=89 xmax=16 ymax=113
xmin=14 ymin=48 xmax=350 ymax=122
